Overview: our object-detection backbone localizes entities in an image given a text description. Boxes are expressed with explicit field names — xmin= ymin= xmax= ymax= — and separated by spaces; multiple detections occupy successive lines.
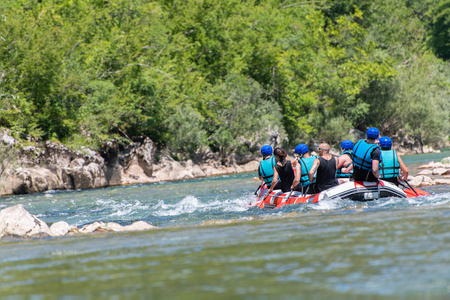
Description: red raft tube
xmin=254 ymin=180 xmax=430 ymax=209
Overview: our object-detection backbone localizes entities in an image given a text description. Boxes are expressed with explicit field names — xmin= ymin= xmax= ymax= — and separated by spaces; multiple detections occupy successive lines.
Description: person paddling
xmin=258 ymin=145 xmax=281 ymax=190
xmin=307 ymin=143 xmax=339 ymax=193
xmin=378 ymin=136 xmax=408 ymax=186
xmin=336 ymin=140 xmax=354 ymax=184
xmin=352 ymin=127 xmax=381 ymax=182
xmin=268 ymin=148 xmax=301 ymax=193
xmin=294 ymin=144 xmax=318 ymax=194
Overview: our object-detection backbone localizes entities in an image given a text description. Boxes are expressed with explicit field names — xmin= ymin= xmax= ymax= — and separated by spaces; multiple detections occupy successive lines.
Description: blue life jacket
xmin=298 ymin=155 xmax=318 ymax=186
xmin=336 ymin=151 xmax=353 ymax=178
xmin=259 ymin=156 xmax=276 ymax=185
xmin=352 ymin=140 xmax=380 ymax=171
xmin=380 ymin=149 xmax=399 ymax=179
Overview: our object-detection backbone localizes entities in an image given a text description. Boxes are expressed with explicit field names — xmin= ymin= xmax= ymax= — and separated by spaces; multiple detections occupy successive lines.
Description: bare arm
xmin=336 ymin=154 xmax=352 ymax=173
xmin=397 ymin=155 xmax=408 ymax=181
xmin=344 ymin=161 xmax=353 ymax=173
xmin=308 ymin=158 xmax=320 ymax=182
xmin=335 ymin=156 xmax=340 ymax=169
xmin=268 ymin=166 xmax=279 ymax=192
xmin=372 ymin=159 xmax=380 ymax=179
xmin=336 ymin=156 xmax=344 ymax=169
xmin=292 ymin=160 xmax=301 ymax=190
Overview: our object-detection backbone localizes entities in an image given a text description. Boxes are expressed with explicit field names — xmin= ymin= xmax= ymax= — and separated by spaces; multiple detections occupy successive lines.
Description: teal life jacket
xmin=298 ymin=155 xmax=318 ymax=186
xmin=336 ymin=151 xmax=353 ymax=178
xmin=380 ymin=149 xmax=399 ymax=179
xmin=259 ymin=156 xmax=276 ymax=185
xmin=352 ymin=140 xmax=380 ymax=171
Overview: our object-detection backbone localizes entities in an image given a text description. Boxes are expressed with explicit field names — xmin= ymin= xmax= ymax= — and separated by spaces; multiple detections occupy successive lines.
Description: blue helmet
xmin=367 ymin=127 xmax=379 ymax=139
xmin=379 ymin=136 xmax=392 ymax=149
xmin=341 ymin=140 xmax=354 ymax=150
xmin=294 ymin=144 xmax=309 ymax=155
xmin=261 ymin=145 xmax=273 ymax=156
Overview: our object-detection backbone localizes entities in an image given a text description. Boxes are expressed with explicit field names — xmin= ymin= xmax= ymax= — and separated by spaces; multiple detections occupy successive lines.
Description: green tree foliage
xmin=392 ymin=53 xmax=450 ymax=148
xmin=205 ymin=74 xmax=285 ymax=159
xmin=427 ymin=0 xmax=450 ymax=60
xmin=166 ymin=104 xmax=207 ymax=155
xmin=276 ymin=6 xmax=396 ymax=145
xmin=1 ymin=0 xmax=172 ymax=146
xmin=0 ymin=0 xmax=449 ymax=157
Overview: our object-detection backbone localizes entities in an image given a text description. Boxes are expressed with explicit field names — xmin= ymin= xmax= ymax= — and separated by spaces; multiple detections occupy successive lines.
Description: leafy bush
xmin=0 ymin=0 xmax=448 ymax=156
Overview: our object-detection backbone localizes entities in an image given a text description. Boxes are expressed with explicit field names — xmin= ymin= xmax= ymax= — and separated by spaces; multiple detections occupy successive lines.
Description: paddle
xmin=254 ymin=187 xmax=271 ymax=208
xmin=400 ymin=177 xmax=419 ymax=196
xmin=259 ymin=190 xmax=268 ymax=200
xmin=301 ymin=185 xmax=310 ymax=197
xmin=397 ymin=178 xmax=431 ymax=197
xmin=398 ymin=181 xmax=408 ymax=190
xmin=258 ymin=178 xmax=282 ymax=207
xmin=259 ymin=179 xmax=280 ymax=197
xmin=283 ymin=190 xmax=293 ymax=202
xmin=254 ymin=182 xmax=263 ymax=195
xmin=376 ymin=178 xmax=380 ymax=200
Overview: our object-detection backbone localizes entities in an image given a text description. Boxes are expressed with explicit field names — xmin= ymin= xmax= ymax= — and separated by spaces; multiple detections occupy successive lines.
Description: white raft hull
xmin=255 ymin=180 xmax=425 ymax=209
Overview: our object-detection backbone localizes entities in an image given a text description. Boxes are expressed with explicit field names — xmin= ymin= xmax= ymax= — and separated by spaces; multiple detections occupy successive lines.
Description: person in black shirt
xmin=307 ymin=143 xmax=339 ymax=193
xmin=268 ymin=148 xmax=301 ymax=193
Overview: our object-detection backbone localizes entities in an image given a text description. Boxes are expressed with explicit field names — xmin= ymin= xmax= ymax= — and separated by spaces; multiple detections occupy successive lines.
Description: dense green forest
xmin=1 ymin=0 xmax=449 ymax=159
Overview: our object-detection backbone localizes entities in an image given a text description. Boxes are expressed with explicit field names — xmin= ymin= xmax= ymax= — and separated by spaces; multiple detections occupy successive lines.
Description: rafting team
xmin=258 ymin=127 xmax=409 ymax=195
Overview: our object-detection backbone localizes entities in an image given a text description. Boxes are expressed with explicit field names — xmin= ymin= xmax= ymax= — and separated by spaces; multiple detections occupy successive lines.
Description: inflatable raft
xmin=255 ymin=180 xmax=429 ymax=209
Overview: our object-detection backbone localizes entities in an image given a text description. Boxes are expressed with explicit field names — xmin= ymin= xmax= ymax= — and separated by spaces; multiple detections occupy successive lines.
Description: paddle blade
xmin=255 ymin=201 xmax=265 ymax=209
xmin=403 ymin=188 xmax=430 ymax=198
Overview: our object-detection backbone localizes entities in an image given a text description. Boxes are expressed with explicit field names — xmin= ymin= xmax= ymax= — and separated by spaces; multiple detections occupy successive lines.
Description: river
xmin=0 ymin=151 xmax=449 ymax=299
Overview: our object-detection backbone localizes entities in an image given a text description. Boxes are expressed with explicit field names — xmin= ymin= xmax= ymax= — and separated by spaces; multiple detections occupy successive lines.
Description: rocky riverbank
xmin=407 ymin=160 xmax=450 ymax=186
xmin=0 ymin=204 xmax=157 ymax=239
xmin=0 ymin=133 xmax=259 ymax=196
xmin=1 ymin=158 xmax=449 ymax=240
xmin=0 ymin=140 xmax=449 ymax=240
xmin=0 ymin=131 xmax=449 ymax=197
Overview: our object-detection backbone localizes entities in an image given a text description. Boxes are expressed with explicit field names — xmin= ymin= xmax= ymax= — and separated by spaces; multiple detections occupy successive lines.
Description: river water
xmin=1 ymin=151 xmax=449 ymax=299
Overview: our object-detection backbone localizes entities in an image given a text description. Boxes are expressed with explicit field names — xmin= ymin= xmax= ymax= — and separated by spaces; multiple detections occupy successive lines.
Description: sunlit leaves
xmin=0 ymin=0 xmax=448 ymax=154
xmin=395 ymin=53 xmax=450 ymax=145
xmin=427 ymin=0 xmax=450 ymax=60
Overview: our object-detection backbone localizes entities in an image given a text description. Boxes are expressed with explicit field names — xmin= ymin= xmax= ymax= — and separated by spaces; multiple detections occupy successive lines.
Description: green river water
xmin=0 ymin=151 xmax=449 ymax=299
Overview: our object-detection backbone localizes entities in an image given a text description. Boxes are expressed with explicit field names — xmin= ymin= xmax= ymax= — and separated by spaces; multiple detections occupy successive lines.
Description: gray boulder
xmin=6 ymin=167 xmax=61 ymax=194
xmin=70 ymin=162 xmax=107 ymax=190
xmin=0 ymin=204 xmax=51 ymax=238
xmin=28 ymin=167 xmax=63 ymax=193
xmin=50 ymin=221 xmax=72 ymax=237
xmin=135 ymin=137 xmax=156 ymax=177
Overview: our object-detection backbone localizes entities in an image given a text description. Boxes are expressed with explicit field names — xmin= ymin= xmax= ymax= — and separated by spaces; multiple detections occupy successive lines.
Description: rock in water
xmin=0 ymin=204 xmax=51 ymax=238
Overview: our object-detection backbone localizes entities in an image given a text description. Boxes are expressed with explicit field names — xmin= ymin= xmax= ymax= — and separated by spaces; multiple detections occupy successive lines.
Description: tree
xmin=0 ymin=0 xmax=448 ymax=155
xmin=276 ymin=6 xmax=395 ymax=143
xmin=393 ymin=53 xmax=450 ymax=150
xmin=205 ymin=74 xmax=286 ymax=160
xmin=427 ymin=0 xmax=450 ymax=60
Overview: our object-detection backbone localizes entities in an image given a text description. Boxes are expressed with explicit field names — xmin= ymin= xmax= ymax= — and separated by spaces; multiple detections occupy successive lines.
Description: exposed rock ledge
xmin=0 ymin=133 xmax=259 ymax=196
xmin=0 ymin=131 xmax=449 ymax=196
xmin=0 ymin=204 xmax=156 ymax=239
xmin=407 ymin=160 xmax=450 ymax=187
